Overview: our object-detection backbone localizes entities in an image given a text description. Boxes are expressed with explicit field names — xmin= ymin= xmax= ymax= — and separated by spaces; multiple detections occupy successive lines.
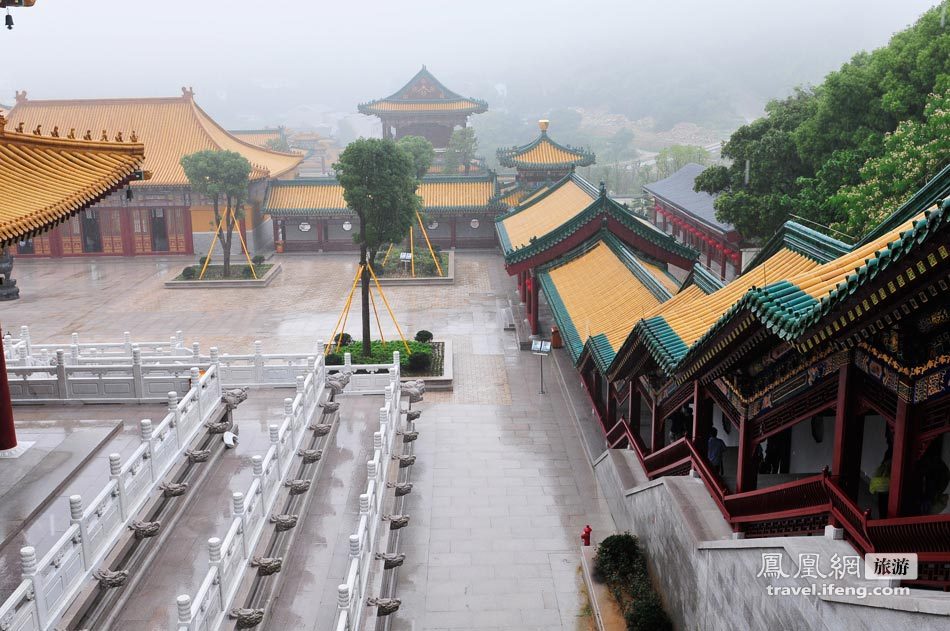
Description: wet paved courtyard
xmin=2 ymin=252 xmax=614 ymax=630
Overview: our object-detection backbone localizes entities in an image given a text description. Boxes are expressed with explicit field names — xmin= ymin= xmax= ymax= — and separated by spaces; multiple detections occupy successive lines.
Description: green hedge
xmin=329 ymin=339 xmax=431 ymax=368
xmin=593 ymin=533 xmax=672 ymax=631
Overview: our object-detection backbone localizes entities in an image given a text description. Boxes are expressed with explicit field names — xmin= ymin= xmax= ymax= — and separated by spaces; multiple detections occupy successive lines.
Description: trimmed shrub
xmin=407 ymin=351 xmax=432 ymax=372
xmin=414 ymin=329 xmax=434 ymax=343
xmin=624 ymin=592 xmax=672 ymax=631
xmin=252 ymin=255 xmax=265 ymax=265
xmin=181 ymin=266 xmax=197 ymax=280
xmin=242 ymin=265 xmax=255 ymax=278
xmin=335 ymin=332 xmax=352 ymax=347
xmin=199 ymin=255 xmax=210 ymax=267
xmin=593 ymin=533 xmax=644 ymax=586
xmin=325 ymin=353 xmax=343 ymax=366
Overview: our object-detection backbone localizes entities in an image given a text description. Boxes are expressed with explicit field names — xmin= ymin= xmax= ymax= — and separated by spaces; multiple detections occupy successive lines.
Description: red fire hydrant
xmin=581 ymin=525 xmax=592 ymax=547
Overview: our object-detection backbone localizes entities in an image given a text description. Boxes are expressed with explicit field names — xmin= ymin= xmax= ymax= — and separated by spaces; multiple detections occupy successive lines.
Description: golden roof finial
xmin=32 ymin=124 xmax=42 ymax=135
xmin=51 ymin=126 xmax=60 ymax=138
xmin=130 ymin=130 xmax=138 ymax=142
xmin=67 ymin=128 xmax=76 ymax=140
xmin=114 ymin=131 xmax=123 ymax=142
xmin=83 ymin=129 xmax=92 ymax=141
xmin=100 ymin=129 xmax=108 ymax=141
xmin=539 ymin=119 xmax=550 ymax=132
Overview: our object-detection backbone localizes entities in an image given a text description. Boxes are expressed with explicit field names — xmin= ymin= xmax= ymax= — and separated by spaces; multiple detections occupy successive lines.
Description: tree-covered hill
xmin=695 ymin=2 xmax=950 ymax=242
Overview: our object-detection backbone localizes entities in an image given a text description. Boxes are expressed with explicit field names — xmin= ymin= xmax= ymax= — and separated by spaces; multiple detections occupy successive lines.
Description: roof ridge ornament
xmin=539 ymin=119 xmax=549 ymax=133
xmin=181 ymin=86 xmax=194 ymax=100
xmin=0 ymin=114 xmax=5 ymax=133
xmin=14 ymin=90 xmax=26 ymax=104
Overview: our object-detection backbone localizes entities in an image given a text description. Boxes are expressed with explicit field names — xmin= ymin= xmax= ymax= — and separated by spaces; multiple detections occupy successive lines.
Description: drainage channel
xmin=223 ymin=395 xmax=341 ymax=630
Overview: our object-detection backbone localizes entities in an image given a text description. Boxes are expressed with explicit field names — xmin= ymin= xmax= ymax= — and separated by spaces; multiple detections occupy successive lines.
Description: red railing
xmin=577 ymin=372 xmax=950 ymax=584
xmin=866 ymin=513 xmax=950 ymax=555
xmin=824 ymin=476 xmax=874 ymax=553
xmin=642 ymin=438 xmax=691 ymax=477
xmin=724 ymin=474 xmax=829 ymax=523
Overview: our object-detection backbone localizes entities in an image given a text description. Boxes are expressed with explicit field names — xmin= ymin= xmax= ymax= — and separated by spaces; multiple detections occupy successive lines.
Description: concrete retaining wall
xmin=591 ymin=450 xmax=950 ymax=630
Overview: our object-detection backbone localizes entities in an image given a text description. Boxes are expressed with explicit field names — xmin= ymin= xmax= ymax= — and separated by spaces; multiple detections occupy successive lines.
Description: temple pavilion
xmin=510 ymin=161 xmax=950 ymax=588
xmin=6 ymin=89 xmax=302 ymax=258
xmin=0 ymin=112 xmax=146 ymax=449
xmin=496 ymin=120 xmax=595 ymax=204
xmin=263 ymin=173 xmax=504 ymax=250
xmin=358 ymin=66 xmax=488 ymax=150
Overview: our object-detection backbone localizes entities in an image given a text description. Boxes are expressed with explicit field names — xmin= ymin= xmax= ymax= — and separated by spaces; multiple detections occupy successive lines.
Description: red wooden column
xmin=628 ymin=381 xmax=641 ymax=433
xmin=0 ymin=330 xmax=17 ymax=451
xmin=691 ymin=381 xmax=713 ymax=449
xmin=888 ymin=397 xmax=915 ymax=518
xmin=529 ymin=273 xmax=540 ymax=336
xmin=605 ymin=382 xmax=617 ymax=428
xmin=831 ymin=364 xmax=863 ymax=499
xmin=736 ymin=415 xmax=756 ymax=492
xmin=450 ymin=219 xmax=457 ymax=248
xmin=650 ymin=399 xmax=663 ymax=453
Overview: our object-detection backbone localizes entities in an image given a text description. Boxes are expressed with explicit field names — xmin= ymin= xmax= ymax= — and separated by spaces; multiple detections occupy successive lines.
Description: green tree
xmin=180 ymin=150 xmax=252 ymax=277
xmin=334 ymin=139 xmax=420 ymax=356
xmin=264 ymin=133 xmax=291 ymax=153
xmin=396 ymin=135 xmax=435 ymax=178
xmin=655 ymin=144 xmax=711 ymax=179
xmin=443 ymin=127 xmax=478 ymax=174
xmin=695 ymin=2 xmax=950 ymax=242
xmin=835 ymin=84 xmax=950 ymax=236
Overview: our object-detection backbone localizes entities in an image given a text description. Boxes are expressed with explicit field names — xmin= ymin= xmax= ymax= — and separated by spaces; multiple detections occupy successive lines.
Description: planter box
xmin=362 ymin=251 xmax=455 ymax=286
xmin=164 ymin=264 xmax=282 ymax=289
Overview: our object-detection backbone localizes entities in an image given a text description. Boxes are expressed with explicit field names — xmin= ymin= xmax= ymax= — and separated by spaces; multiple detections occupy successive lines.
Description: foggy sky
xmin=0 ymin=0 xmax=940 ymax=129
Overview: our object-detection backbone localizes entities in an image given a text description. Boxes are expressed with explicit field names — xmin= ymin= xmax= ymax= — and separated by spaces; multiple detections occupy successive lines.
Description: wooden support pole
xmin=736 ymin=415 xmax=756 ymax=493
xmin=831 ymin=364 xmax=863 ymax=499
xmin=650 ymin=398 xmax=663 ymax=453
xmin=691 ymin=381 xmax=713 ymax=449
xmin=529 ymin=273 xmax=540 ymax=336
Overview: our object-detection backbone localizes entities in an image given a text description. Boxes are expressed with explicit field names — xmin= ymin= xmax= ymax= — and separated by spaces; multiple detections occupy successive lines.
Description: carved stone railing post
xmin=140 ymin=419 xmax=155 ymax=480
xmin=392 ymin=351 xmax=400 ymax=374
xmin=254 ymin=340 xmax=264 ymax=383
xmin=131 ymin=346 xmax=144 ymax=399
xmin=296 ymin=375 xmax=305 ymax=398
xmin=192 ymin=342 xmax=201 ymax=363
xmin=70 ymin=343 xmax=80 ymax=366
xmin=344 ymin=352 xmax=352 ymax=372
xmin=337 ymin=583 xmax=350 ymax=610
xmin=69 ymin=495 xmax=90 ymax=568
xmin=20 ymin=546 xmax=48 ymax=629
xmin=190 ymin=368 xmax=202 ymax=418
xmin=232 ymin=492 xmax=248 ymax=557
xmin=110 ymin=453 xmax=127 ymax=520
xmin=55 ymin=349 xmax=67 ymax=399
xmin=176 ymin=330 xmax=185 ymax=349
xmin=20 ymin=325 xmax=31 ymax=355
xmin=269 ymin=424 xmax=282 ymax=475
xmin=167 ymin=391 xmax=181 ymax=446
xmin=307 ymin=355 xmax=316 ymax=374
xmin=176 ymin=594 xmax=193 ymax=628
xmin=123 ymin=331 xmax=132 ymax=354
xmin=207 ymin=537 xmax=223 ymax=602
xmin=359 ymin=493 xmax=370 ymax=515
xmin=349 ymin=533 xmax=360 ymax=559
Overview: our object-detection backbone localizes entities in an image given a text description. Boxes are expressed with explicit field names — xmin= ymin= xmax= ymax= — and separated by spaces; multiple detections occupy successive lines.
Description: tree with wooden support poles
xmin=333 ymin=139 xmax=419 ymax=356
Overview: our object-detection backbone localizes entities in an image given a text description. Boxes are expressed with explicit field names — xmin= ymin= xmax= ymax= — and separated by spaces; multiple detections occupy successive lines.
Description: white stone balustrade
xmin=334 ymin=355 xmax=403 ymax=631
xmin=0 ymin=364 xmax=224 ymax=631
xmin=176 ymin=360 xmax=326 ymax=631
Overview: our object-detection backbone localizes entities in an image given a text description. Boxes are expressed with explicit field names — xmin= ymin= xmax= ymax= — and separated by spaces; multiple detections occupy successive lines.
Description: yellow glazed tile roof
xmin=646 ymin=248 xmax=817 ymax=346
xmin=639 ymin=258 xmax=681 ymax=294
xmin=265 ymin=178 xmax=496 ymax=212
xmin=548 ymin=242 xmax=663 ymax=351
xmin=513 ymin=136 xmax=586 ymax=165
xmin=266 ymin=181 xmax=347 ymax=211
xmin=230 ymin=130 xmax=282 ymax=148
xmin=419 ymin=179 xmax=494 ymax=207
xmin=8 ymin=91 xmax=301 ymax=186
xmin=500 ymin=179 xmax=598 ymax=249
xmin=0 ymin=121 xmax=144 ymax=246
xmin=521 ymin=185 xmax=551 ymax=205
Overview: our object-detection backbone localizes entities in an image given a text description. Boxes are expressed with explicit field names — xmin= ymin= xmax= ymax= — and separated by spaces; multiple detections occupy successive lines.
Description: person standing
xmin=708 ymin=427 xmax=726 ymax=477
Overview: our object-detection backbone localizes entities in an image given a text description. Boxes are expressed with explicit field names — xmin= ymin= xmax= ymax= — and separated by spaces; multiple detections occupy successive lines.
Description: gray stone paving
xmin=3 ymin=252 xmax=615 ymax=630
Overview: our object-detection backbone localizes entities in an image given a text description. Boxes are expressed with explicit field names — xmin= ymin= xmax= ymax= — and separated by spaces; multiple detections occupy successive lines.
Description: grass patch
xmin=375 ymin=250 xmax=448 ymax=278
xmin=175 ymin=264 xmax=273 ymax=281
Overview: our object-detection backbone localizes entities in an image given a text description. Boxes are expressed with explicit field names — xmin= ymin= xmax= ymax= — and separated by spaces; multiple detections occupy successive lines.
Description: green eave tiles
xmin=639 ymin=316 xmax=689 ymax=374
